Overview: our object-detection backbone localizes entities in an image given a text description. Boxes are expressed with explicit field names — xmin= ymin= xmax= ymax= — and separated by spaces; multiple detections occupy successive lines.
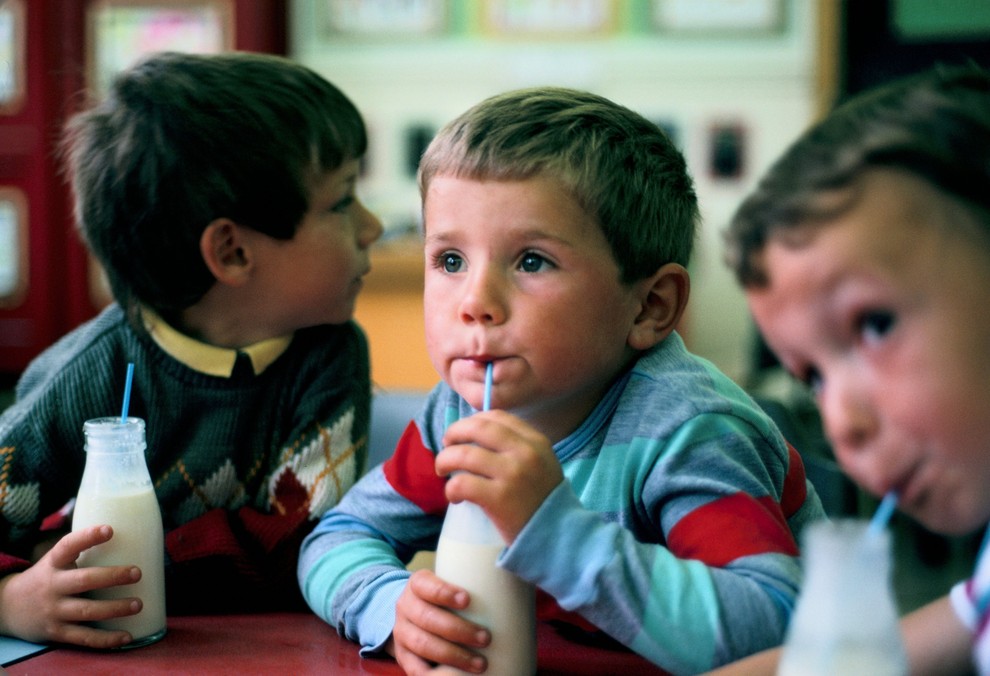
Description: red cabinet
xmin=0 ymin=0 xmax=286 ymax=376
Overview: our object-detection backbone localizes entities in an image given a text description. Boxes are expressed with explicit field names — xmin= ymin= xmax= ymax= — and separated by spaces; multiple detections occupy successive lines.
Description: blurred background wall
xmin=1 ymin=0 xmax=988 ymax=394
xmin=292 ymin=0 xmax=828 ymax=389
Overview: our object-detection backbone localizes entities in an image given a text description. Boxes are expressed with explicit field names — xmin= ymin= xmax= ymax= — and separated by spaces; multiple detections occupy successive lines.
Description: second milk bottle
xmin=777 ymin=519 xmax=908 ymax=675
xmin=435 ymin=498 xmax=537 ymax=676
xmin=71 ymin=416 xmax=167 ymax=647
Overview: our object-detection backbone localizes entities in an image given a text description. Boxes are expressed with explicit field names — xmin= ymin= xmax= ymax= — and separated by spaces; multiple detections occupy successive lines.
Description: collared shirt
xmin=141 ymin=308 xmax=292 ymax=378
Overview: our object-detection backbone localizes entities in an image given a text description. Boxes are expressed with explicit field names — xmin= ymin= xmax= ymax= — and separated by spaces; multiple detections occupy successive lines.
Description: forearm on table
xmin=504 ymin=484 xmax=795 ymax=672
xmin=902 ymin=595 xmax=974 ymax=675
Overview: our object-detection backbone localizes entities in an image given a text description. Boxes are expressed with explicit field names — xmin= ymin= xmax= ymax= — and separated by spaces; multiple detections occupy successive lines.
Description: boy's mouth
xmin=888 ymin=462 xmax=922 ymax=507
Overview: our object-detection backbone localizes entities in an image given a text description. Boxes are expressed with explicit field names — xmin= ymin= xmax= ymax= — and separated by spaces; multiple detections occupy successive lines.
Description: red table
xmin=6 ymin=613 xmax=670 ymax=675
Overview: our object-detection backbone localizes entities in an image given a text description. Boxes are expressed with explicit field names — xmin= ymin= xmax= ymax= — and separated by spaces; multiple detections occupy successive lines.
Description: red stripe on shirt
xmin=382 ymin=422 xmax=448 ymax=516
xmin=667 ymin=493 xmax=799 ymax=566
xmin=780 ymin=443 xmax=808 ymax=518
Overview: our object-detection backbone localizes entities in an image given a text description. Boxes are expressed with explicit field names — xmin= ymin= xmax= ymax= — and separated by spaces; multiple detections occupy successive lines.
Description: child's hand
xmin=0 ymin=525 xmax=141 ymax=648
xmin=437 ymin=409 xmax=564 ymax=544
xmin=389 ymin=569 xmax=490 ymax=675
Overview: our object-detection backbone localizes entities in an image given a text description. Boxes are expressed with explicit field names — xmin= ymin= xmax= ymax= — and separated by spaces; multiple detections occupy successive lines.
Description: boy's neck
xmin=176 ymin=285 xmax=287 ymax=350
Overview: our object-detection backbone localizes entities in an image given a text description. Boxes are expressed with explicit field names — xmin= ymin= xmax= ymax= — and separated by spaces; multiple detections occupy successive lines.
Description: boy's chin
xmin=910 ymin=504 xmax=988 ymax=538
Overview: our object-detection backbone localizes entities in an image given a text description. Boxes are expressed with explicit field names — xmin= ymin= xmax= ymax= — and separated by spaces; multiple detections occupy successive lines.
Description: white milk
xmin=434 ymin=536 xmax=536 ymax=676
xmin=777 ymin=520 xmax=907 ymax=676
xmin=73 ymin=486 xmax=167 ymax=645
xmin=779 ymin=648 xmax=907 ymax=676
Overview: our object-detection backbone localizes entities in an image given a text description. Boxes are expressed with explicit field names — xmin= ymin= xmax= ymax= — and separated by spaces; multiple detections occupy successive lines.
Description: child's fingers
xmin=407 ymin=569 xmax=468 ymax=611
xmin=393 ymin=613 xmax=487 ymax=676
xmin=393 ymin=647 xmax=434 ymax=676
xmin=57 ymin=595 xmax=142 ymax=624
xmin=61 ymin=564 xmax=141 ymax=596
xmin=45 ymin=525 xmax=114 ymax=568
xmin=442 ymin=410 xmax=545 ymax=450
xmin=51 ymin=621 xmax=134 ymax=650
xmin=405 ymin=572 xmax=490 ymax=648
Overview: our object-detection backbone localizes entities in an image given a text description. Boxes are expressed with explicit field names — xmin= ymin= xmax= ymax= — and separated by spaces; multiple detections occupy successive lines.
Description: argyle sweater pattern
xmin=0 ymin=303 xmax=370 ymax=613
xmin=298 ymin=333 xmax=825 ymax=674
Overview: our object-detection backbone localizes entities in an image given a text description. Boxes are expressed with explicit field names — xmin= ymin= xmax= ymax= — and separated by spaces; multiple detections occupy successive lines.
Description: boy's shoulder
xmin=282 ymin=320 xmax=370 ymax=380
xmin=16 ymin=304 xmax=132 ymax=398
xmin=2 ymin=304 xmax=136 ymax=446
xmin=624 ymin=333 xmax=773 ymax=431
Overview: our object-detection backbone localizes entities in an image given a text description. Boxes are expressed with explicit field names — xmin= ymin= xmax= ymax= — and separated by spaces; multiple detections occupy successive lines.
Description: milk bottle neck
xmin=442 ymin=500 xmax=503 ymax=547
xmin=81 ymin=417 xmax=152 ymax=493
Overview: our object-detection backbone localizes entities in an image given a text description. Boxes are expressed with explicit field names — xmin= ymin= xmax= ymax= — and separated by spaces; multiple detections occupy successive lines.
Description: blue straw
xmin=483 ymin=362 xmax=493 ymax=412
xmin=120 ymin=362 xmax=135 ymax=423
xmin=867 ymin=491 xmax=898 ymax=537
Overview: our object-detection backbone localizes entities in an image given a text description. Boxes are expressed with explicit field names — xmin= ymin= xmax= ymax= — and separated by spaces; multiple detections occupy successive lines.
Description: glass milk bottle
xmin=434 ymin=499 xmax=536 ymax=676
xmin=778 ymin=519 xmax=908 ymax=676
xmin=72 ymin=417 xmax=166 ymax=648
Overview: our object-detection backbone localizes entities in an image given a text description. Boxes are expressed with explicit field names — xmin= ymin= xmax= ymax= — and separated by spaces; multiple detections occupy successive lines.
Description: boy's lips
xmin=888 ymin=462 xmax=923 ymax=508
xmin=461 ymin=356 xmax=500 ymax=377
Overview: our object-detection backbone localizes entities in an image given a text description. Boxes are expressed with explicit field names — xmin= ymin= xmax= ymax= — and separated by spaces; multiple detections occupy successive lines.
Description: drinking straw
xmin=483 ymin=362 xmax=493 ymax=412
xmin=120 ymin=362 xmax=135 ymax=423
xmin=867 ymin=491 xmax=898 ymax=537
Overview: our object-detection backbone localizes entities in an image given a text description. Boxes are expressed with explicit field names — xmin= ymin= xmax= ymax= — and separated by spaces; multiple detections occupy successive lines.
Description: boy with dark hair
xmin=0 ymin=51 xmax=382 ymax=649
xmin=715 ymin=64 xmax=990 ymax=674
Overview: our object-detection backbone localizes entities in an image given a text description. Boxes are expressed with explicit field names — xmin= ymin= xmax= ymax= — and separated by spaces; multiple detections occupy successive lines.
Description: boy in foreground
xmin=0 ymin=51 xmax=382 ymax=648
xmin=300 ymin=87 xmax=824 ymax=675
xmin=714 ymin=64 xmax=990 ymax=674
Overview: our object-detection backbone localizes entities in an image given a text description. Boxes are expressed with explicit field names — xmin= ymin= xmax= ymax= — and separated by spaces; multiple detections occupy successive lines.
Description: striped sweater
xmin=0 ymin=303 xmax=370 ymax=613
xmin=298 ymin=333 xmax=824 ymax=674
xmin=951 ymin=527 xmax=990 ymax=674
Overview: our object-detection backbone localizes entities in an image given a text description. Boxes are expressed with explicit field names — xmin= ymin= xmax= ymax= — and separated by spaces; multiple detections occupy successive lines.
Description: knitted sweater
xmin=298 ymin=333 xmax=824 ymax=674
xmin=0 ymin=303 xmax=370 ymax=613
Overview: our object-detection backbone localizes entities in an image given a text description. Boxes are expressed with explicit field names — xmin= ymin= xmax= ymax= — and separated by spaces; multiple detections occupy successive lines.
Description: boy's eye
xmin=331 ymin=195 xmax=356 ymax=214
xmin=440 ymin=252 xmax=464 ymax=273
xmin=857 ymin=310 xmax=896 ymax=344
xmin=519 ymin=252 xmax=550 ymax=273
xmin=804 ymin=367 xmax=824 ymax=396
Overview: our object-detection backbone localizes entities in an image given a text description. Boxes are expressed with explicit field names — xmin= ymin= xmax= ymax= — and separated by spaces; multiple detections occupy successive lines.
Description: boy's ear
xmin=627 ymin=263 xmax=690 ymax=351
xmin=200 ymin=218 xmax=252 ymax=286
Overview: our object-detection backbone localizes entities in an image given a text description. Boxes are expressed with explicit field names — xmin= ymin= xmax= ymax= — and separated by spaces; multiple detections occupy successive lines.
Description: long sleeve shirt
xmin=951 ymin=526 xmax=990 ymax=674
xmin=299 ymin=333 xmax=825 ymax=674
xmin=0 ymin=303 xmax=371 ymax=613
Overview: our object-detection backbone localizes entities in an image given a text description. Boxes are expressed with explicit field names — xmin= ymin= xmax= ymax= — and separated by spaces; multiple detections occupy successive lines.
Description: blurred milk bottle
xmin=434 ymin=499 xmax=536 ymax=676
xmin=72 ymin=417 xmax=167 ymax=647
xmin=778 ymin=519 xmax=908 ymax=675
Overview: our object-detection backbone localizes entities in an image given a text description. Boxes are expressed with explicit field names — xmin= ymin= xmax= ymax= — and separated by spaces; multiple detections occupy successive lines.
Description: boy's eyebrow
xmin=424 ymin=227 xmax=578 ymax=248
xmin=337 ymin=169 xmax=360 ymax=188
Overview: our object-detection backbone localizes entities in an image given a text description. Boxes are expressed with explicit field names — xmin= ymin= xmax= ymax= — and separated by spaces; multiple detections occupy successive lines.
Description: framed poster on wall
xmin=86 ymin=0 xmax=233 ymax=96
xmin=321 ymin=0 xmax=447 ymax=38
xmin=482 ymin=0 xmax=618 ymax=37
xmin=0 ymin=0 xmax=25 ymax=115
xmin=652 ymin=0 xmax=784 ymax=35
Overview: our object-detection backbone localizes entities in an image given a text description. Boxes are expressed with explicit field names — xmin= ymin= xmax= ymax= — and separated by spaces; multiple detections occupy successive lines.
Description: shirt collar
xmin=140 ymin=307 xmax=292 ymax=378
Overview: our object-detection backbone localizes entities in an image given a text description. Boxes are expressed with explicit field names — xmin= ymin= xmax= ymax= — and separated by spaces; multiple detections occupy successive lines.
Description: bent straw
xmin=867 ymin=491 xmax=898 ymax=537
xmin=120 ymin=362 xmax=135 ymax=423
xmin=483 ymin=362 xmax=493 ymax=412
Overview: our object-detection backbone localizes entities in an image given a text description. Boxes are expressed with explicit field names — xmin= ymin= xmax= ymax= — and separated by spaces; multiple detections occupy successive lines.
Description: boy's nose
xmin=820 ymin=376 xmax=877 ymax=456
xmin=458 ymin=268 xmax=506 ymax=325
xmin=359 ymin=203 xmax=384 ymax=247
